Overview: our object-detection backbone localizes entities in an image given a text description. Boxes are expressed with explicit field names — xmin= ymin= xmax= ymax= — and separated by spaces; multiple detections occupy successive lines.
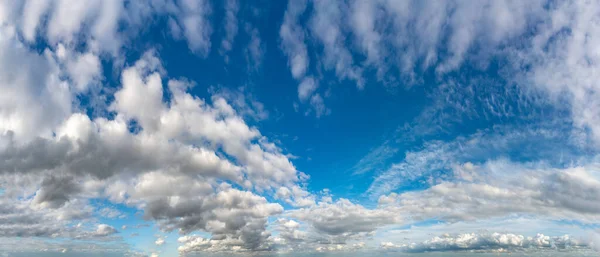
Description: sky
xmin=0 ymin=0 xmax=600 ymax=256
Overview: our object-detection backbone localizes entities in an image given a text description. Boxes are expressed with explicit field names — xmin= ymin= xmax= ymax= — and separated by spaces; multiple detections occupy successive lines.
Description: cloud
xmin=351 ymin=141 xmax=398 ymax=175
xmin=297 ymin=77 xmax=317 ymax=101
xmin=220 ymin=0 xmax=239 ymax=59
xmin=379 ymin=160 xmax=600 ymax=224
xmin=276 ymin=0 xmax=600 ymax=147
xmin=0 ymin=26 xmax=71 ymax=142
xmin=591 ymin=232 xmax=600 ymax=252
xmin=2 ymin=0 xmax=600 ymax=255
xmin=155 ymin=237 xmax=165 ymax=246
xmin=368 ymin=122 xmax=591 ymax=198
xmin=508 ymin=1 xmax=600 ymax=145
xmin=279 ymin=0 xmax=309 ymax=80
xmin=383 ymin=232 xmax=587 ymax=253
xmin=280 ymin=0 xmax=333 ymax=117
xmin=0 ymin=45 xmax=304 ymax=252
xmin=244 ymin=23 xmax=264 ymax=70
xmin=94 ymin=224 xmax=118 ymax=237
xmin=32 ymin=174 xmax=81 ymax=208
xmin=309 ymin=0 xmax=362 ymax=88
xmin=2 ymin=0 xmax=217 ymax=56
xmin=209 ymin=86 xmax=269 ymax=121
xmin=174 ymin=0 xmax=213 ymax=55
xmin=98 ymin=207 xmax=126 ymax=219
xmin=287 ymin=199 xmax=399 ymax=242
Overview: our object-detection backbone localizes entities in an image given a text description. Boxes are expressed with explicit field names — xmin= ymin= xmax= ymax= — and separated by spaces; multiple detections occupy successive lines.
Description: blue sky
xmin=0 ymin=0 xmax=600 ymax=256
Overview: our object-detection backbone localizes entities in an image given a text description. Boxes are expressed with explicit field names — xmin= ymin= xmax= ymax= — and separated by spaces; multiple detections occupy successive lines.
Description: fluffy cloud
xmin=0 ymin=45 xmax=303 ymax=253
xmin=32 ymin=174 xmax=81 ymax=208
xmin=169 ymin=0 xmax=213 ymax=55
xmin=0 ymin=26 xmax=71 ymax=142
xmin=278 ymin=198 xmax=399 ymax=250
xmin=155 ymin=237 xmax=165 ymax=246
xmin=289 ymin=199 xmax=399 ymax=236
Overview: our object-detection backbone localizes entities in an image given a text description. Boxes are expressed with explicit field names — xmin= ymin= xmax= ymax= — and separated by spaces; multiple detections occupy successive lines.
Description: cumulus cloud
xmin=285 ymin=198 xmax=399 ymax=246
xmin=0 ymin=46 xmax=310 ymax=253
xmin=94 ymin=224 xmax=118 ymax=237
xmin=32 ymin=174 xmax=81 ymax=208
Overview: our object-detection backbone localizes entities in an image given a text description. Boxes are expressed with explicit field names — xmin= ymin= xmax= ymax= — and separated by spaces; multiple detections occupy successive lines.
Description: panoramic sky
xmin=1 ymin=0 xmax=600 ymax=256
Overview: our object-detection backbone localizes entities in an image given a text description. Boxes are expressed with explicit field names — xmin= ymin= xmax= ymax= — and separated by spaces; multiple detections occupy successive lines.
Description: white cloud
xmin=209 ymin=86 xmax=269 ymax=121
xmin=368 ymin=123 xmax=589 ymax=198
xmin=287 ymin=199 xmax=400 ymax=241
xmin=2 ymin=0 xmax=216 ymax=57
xmin=279 ymin=0 xmax=308 ymax=80
xmin=177 ymin=0 xmax=213 ymax=55
xmin=308 ymin=94 xmax=329 ymax=118
xmin=351 ymin=141 xmax=398 ymax=175
xmin=0 ymin=49 xmax=308 ymax=253
xmin=220 ymin=0 xmax=239 ymax=59
xmin=309 ymin=0 xmax=363 ymax=88
xmin=244 ymin=23 xmax=264 ymax=70
xmin=94 ymin=224 xmax=118 ymax=237
xmin=3 ymin=1 xmax=600 ymax=255
xmin=297 ymin=77 xmax=317 ymax=101
xmin=379 ymin=160 xmax=600 ymax=224
xmin=0 ymin=26 xmax=71 ymax=142
xmin=21 ymin=0 xmax=51 ymax=42
xmin=384 ymin=232 xmax=587 ymax=253
xmin=511 ymin=1 xmax=600 ymax=145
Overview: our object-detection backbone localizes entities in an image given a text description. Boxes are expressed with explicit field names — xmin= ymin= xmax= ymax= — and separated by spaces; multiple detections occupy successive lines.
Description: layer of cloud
xmin=379 ymin=160 xmax=600 ymax=224
xmin=382 ymin=232 xmax=587 ymax=253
